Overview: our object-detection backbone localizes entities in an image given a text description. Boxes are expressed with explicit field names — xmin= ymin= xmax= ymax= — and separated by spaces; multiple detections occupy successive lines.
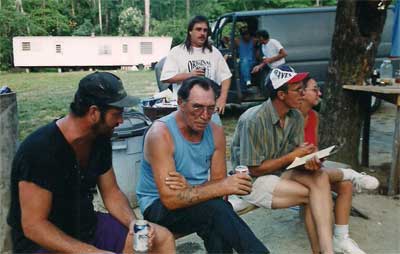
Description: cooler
xmin=112 ymin=110 xmax=151 ymax=208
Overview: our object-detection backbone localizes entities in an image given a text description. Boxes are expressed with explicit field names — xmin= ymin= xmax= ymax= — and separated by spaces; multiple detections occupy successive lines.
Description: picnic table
xmin=343 ymin=84 xmax=400 ymax=195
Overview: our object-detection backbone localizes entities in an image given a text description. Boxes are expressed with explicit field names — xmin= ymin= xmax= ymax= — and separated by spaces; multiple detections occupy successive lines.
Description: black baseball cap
xmin=75 ymin=72 xmax=139 ymax=108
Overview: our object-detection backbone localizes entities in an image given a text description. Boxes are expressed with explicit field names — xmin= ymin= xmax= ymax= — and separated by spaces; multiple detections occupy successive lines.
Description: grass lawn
xmin=0 ymin=70 xmax=159 ymax=140
xmin=0 ymin=70 xmax=242 ymax=160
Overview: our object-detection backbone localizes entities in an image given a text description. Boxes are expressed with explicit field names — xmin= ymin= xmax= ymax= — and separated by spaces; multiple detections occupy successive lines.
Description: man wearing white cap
xmin=231 ymin=65 xmax=334 ymax=254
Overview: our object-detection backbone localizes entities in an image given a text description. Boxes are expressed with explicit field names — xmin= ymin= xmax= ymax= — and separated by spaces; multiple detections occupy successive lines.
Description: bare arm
xmin=252 ymin=48 xmax=288 ymax=73
xmin=216 ymin=78 xmax=231 ymax=114
xmin=19 ymin=181 xmax=111 ymax=253
xmin=98 ymin=169 xmax=135 ymax=228
xmin=145 ymin=122 xmax=251 ymax=210
xmin=162 ymin=69 xmax=205 ymax=84
xmin=249 ymin=144 xmax=316 ymax=177
xmin=262 ymin=48 xmax=287 ymax=65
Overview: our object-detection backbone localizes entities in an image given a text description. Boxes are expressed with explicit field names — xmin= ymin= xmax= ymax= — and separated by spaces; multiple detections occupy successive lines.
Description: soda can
xmin=133 ymin=220 xmax=149 ymax=252
xmin=235 ymin=165 xmax=249 ymax=174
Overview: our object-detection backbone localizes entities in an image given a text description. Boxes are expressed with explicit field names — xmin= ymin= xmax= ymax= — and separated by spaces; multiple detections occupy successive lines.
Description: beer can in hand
xmin=133 ymin=220 xmax=149 ymax=252
xmin=235 ymin=165 xmax=249 ymax=174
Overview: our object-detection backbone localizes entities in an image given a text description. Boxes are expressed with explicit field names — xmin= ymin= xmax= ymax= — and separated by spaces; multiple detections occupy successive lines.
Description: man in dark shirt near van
xmin=7 ymin=72 xmax=174 ymax=253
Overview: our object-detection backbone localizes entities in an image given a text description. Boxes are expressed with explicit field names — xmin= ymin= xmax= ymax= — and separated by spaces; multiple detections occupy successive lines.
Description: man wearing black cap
xmin=7 ymin=72 xmax=175 ymax=253
xmin=231 ymin=65 xmax=334 ymax=254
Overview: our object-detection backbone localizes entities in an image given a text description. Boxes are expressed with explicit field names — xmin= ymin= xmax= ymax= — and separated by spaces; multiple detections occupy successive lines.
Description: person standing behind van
xmin=252 ymin=30 xmax=287 ymax=73
xmin=160 ymin=15 xmax=232 ymax=115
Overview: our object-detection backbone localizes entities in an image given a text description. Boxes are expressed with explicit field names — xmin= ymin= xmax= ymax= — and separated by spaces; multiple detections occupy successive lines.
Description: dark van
xmin=156 ymin=6 xmax=394 ymax=104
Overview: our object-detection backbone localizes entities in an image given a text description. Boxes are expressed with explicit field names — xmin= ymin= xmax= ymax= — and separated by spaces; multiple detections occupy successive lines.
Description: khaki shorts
xmin=242 ymin=175 xmax=281 ymax=209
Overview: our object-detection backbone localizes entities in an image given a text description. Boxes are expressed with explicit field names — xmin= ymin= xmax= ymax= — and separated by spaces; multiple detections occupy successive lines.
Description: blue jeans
xmin=239 ymin=58 xmax=255 ymax=91
xmin=143 ymin=198 xmax=269 ymax=254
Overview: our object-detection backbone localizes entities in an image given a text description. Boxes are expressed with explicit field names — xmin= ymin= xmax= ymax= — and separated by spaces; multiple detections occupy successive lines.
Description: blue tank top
xmin=239 ymin=38 xmax=255 ymax=62
xmin=136 ymin=113 xmax=215 ymax=213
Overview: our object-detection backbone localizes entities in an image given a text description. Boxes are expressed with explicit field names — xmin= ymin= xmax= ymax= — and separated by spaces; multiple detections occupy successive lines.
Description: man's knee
xmin=153 ymin=224 xmax=174 ymax=245
xmin=335 ymin=181 xmax=353 ymax=194
xmin=308 ymin=170 xmax=330 ymax=189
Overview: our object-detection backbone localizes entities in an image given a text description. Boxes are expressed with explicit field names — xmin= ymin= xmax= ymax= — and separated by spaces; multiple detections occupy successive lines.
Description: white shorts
xmin=242 ymin=175 xmax=281 ymax=209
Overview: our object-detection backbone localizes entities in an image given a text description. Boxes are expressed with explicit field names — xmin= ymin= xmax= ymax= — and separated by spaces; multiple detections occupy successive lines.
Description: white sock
xmin=334 ymin=224 xmax=349 ymax=239
xmin=340 ymin=168 xmax=360 ymax=182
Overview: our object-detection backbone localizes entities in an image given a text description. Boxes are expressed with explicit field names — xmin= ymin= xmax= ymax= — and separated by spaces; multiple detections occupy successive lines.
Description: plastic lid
xmin=112 ymin=111 xmax=151 ymax=138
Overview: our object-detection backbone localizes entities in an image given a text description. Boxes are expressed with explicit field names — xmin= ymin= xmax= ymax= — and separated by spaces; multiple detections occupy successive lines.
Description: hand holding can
xmin=197 ymin=66 xmax=206 ymax=76
xmin=133 ymin=220 xmax=149 ymax=253
xmin=235 ymin=165 xmax=249 ymax=175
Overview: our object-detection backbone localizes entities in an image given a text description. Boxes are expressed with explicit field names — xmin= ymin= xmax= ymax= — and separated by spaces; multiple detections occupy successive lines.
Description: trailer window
xmin=56 ymin=44 xmax=62 ymax=53
xmin=22 ymin=42 xmax=31 ymax=51
xmin=122 ymin=44 xmax=128 ymax=53
xmin=140 ymin=42 xmax=152 ymax=54
xmin=99 ymin=45 xmax=112 ymax=55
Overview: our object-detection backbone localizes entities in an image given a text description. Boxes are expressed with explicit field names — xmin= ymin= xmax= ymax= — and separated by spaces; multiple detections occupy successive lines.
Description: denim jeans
xmin=239 ymin=58 xmax=255 ymax=91
xmin=143 ymin=198 xmax=269 ymax=254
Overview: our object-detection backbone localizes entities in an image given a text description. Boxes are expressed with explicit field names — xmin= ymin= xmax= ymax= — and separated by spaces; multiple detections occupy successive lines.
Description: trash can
xmin=112 ymin=110 xmax=151 ymax=208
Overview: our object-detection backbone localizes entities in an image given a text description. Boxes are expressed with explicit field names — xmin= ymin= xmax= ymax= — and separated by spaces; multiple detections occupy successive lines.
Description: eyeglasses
xmin=288 ymin=87 xmax=305 ymax=94
xmin=187 ymin=102 xmax=216 ymax=116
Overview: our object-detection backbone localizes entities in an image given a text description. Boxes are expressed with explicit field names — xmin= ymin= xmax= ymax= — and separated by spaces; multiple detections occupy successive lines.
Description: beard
xmin=91 ymin=117 xmax=114 ymax=138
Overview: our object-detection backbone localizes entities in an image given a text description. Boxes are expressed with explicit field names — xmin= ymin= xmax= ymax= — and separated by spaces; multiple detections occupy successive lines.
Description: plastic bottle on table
xmin=379 ymin=59 xmax=393 ymax=85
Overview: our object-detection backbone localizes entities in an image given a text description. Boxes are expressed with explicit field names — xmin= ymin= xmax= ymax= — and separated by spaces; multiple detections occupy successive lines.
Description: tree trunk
xmin=186 ymin=0 xmax=190 ymax=19
xmin=144 ymin=0 xmax=150 ymax=36
xmin=15 ymin=0 xmax=24 ymax=12
xmin=71 ymin=0 xmax=75 ymax=17
xmin=98 ymin=0 xmax=103 ymax=34
xmin=319 ymin=0 xmax=391 ymax=168
xmin=105 ymin=7 xmax=109 ymax=34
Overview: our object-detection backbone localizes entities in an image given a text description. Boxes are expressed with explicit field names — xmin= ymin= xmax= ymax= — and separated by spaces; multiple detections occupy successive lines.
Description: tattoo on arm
xmin=177 ymin=186 xmax=200 ymax=204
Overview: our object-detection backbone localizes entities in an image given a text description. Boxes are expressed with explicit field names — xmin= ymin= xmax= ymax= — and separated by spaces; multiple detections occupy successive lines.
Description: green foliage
xmin=118 ymin=7 xmax=144 ymax=36
xmin=0 ymin=0 xmax=338 ymax=70
xmin=0 ymin=8 xmax=30 ymax=70
xmin=150 ymin=18 xmax=187 ymax=46
xmin=73 ymin=19 xmax=94 ymax=36
xmin=29 ymin=8 xmax=71 ymax=35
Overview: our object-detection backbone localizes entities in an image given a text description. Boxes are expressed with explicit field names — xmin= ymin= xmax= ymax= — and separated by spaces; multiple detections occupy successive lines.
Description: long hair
xmin=184 ymin=15 xmax=213 ymax=53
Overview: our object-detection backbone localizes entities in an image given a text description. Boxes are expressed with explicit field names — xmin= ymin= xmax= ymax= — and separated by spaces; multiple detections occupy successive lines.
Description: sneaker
xmin=246 ymin=80 xmax=252 ymax=86
xmin=352 ymin=172 xmax=379 ymax=193
xmin=333 ymin=236 xmax=366 ymax=254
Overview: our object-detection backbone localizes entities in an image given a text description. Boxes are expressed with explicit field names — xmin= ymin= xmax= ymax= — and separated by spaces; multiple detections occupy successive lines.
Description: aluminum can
xmin=133 ymin=220 xmax=149 ymax=252
xmin=235 ymin=165 xmax=249 ymax=174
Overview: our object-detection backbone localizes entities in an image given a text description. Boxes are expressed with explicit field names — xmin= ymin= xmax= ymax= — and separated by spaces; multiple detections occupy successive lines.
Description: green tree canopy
xmin=118 ymin=7 xmax=143 ymax=36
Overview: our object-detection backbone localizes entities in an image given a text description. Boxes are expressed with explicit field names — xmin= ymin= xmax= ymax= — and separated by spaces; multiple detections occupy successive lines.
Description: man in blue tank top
xmin=137 ymin=77 xmax=269 ymax=253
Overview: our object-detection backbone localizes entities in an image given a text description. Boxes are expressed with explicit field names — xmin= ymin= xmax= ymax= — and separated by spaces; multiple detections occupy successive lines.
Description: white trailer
xmin=13 ymin=36 xmax=172 ymax=70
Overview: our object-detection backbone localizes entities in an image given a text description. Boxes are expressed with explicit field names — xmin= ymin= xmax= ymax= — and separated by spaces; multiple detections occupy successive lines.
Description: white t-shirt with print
xmin=261 ymin=38 xmax=285 ymax=68
xmin=160 ymin=44 xmax=232 ymax=86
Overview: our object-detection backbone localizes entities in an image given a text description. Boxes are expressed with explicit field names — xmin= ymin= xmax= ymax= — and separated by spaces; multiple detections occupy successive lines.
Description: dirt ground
xmin=174 ymin=101 xmax=400 ymax=254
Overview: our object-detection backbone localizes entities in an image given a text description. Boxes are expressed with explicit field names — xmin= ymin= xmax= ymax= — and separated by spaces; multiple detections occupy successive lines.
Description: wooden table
xmin=343 ymin=85 xmax=400 ymax=195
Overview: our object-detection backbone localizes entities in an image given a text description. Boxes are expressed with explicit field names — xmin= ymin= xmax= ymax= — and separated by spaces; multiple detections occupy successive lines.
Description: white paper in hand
xmin=286 ymin=145 xmax=336 ymax=170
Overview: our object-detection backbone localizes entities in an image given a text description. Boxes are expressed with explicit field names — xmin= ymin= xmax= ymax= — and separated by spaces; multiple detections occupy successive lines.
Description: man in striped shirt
xmin=231 ymin=65 xmax=334 ymax=254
